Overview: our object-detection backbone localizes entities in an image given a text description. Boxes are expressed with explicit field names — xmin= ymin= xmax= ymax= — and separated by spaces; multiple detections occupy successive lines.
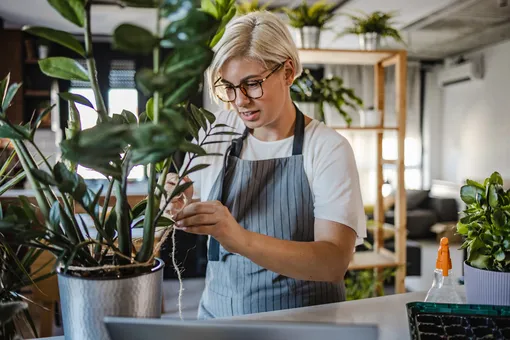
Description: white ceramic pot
xmin=359 ymin=33 xmax=381 ymax=50
xmin=464 ymin=261 xmax=510 ymax=306
xmin=296 ymin=26 xmax=320 ymax=49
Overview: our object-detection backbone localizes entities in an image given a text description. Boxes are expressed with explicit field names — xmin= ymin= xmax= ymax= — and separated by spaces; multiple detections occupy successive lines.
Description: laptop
xmin=104 ymin=316 xmax=378 ymax=340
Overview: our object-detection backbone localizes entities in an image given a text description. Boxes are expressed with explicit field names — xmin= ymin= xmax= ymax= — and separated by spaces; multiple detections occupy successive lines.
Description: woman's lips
xmin=239 ymin=110 xmax=260 ymax=121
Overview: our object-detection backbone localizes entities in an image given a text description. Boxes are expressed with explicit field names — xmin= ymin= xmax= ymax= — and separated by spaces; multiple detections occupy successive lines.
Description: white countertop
xmin=36 ymin=291 xmax=429 ymax=340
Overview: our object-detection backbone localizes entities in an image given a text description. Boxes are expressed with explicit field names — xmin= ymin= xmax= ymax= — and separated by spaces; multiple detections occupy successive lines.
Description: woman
xmin=164 ymin=11 xmax=366 ymax=319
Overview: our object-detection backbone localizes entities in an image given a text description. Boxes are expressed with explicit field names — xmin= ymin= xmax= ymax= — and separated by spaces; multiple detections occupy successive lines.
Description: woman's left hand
xmin=173 ymin=201 xmax=249 ymax=254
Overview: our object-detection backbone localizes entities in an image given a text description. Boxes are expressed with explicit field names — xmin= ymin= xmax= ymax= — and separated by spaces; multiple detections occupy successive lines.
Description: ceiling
xmin=1 ymin=0 xmax=509 ymax=60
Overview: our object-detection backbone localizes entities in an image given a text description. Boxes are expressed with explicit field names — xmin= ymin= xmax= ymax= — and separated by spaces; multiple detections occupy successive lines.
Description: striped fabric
xmin=197 ymin=154 xmax=346 ymax=319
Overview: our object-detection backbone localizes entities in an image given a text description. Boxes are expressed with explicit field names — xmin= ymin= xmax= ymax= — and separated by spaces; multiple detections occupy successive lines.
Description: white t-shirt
xmin=186 ymin=110 xmax=367 ymax=245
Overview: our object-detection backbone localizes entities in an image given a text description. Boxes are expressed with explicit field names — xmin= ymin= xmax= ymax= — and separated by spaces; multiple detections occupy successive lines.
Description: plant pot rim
xmin=464 ymin=260 xmax=510 ymax=274
xmin=56 ymin=257 xmax=164 ymax=281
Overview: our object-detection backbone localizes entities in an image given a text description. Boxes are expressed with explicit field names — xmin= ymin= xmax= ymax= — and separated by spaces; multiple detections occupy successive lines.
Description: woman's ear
xmin=283 ymin=59 xmax=296 ymax=86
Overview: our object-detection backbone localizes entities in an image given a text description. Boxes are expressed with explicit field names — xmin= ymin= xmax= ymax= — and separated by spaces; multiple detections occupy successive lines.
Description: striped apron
xmin=197 ymin=106 xmax=346 ymax=319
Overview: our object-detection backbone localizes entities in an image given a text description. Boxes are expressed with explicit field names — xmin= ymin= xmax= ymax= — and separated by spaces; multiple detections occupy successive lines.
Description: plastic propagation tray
xmin=407 ymin=302 xmax=510 ymax=339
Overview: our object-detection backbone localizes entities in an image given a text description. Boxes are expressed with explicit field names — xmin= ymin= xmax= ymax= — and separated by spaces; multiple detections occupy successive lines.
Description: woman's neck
xmin=252 ymin=99 xmax=296 ymax=142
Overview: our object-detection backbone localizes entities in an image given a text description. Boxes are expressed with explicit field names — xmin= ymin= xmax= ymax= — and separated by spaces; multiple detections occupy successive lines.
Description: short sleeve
xmin=311 ymin=133 xmax=367 ymax=246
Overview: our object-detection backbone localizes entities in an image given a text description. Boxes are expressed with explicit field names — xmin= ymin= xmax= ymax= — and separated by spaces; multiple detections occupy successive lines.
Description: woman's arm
xmin=173 ymin=201 xmax=357 ymax=283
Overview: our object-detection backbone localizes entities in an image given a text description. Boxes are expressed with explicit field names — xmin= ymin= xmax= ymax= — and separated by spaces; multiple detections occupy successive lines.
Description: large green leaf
xmin=23 ymin=26 xmax=85 ymax=57
xmin=492 ymin=208 xmax=507 ymax=228
xmin=460 ymin=185 xmax=484 ymax=205
xmin=121 ymin=110 xmax=138 ymax=124
xmin=2 ymin=82 xmax=22 ymax=113
xmin=489 ymin=171 xmax=503 ymax=185
xmin=469 ymin=253 xmax=490 ymax=269
xmin=113 ymin=24 xmax=157 ymax=55
xmin=163 ymin=76 xmax=199 ymax=107
xmin=30 ymin=169 xmax=58 ymax=186
xmin=179 ymin=140 xmax=207 ymax=156
xmin=163 ymin=45 xmax=214 ymax=78
xmin=163 ymin=9 xmax=219 ymax=47
xmin=135 ymin=69 xmax=174 ymax=96
xmin=47 ymin=0 xmax=85 ymax=27
xmin=488 ymin=184 xmax=499 ymax=208
xmin=59 ymin=92 xmax=94 ymax=109
xmin=39 ymin=57 xmax=89 ymax=81
xmin=0 ymin=124 xmax=30 ymax=140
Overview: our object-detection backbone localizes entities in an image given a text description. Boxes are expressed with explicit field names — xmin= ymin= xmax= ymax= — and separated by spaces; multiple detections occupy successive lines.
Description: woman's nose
xmin=235 ymin=88 xmax=250 ymax=107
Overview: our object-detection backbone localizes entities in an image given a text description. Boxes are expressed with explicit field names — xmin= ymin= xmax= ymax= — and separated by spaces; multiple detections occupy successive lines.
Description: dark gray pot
xmin=464 ymin=261 xmax=510 ymax=306
xmin=57 ymin=258 xmax=164 ymax=340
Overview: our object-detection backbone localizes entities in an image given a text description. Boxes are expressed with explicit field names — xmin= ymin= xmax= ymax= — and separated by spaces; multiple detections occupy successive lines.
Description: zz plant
xmin=0 ymin=0 xmax=237 ymax=278
xmin=457 ymin=172 xmax=510 ymax=272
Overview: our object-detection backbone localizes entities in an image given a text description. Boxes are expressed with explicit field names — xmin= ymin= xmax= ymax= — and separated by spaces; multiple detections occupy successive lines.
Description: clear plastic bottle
xmin=424 ymin=237 xmax=464 ymax=304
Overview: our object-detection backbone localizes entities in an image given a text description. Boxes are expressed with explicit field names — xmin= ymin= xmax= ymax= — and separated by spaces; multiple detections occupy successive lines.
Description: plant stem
xmin=137 ymin=4 xmax=162 ymax=263
xmin=94 ymin=178 xmax=114 ymax=258
xmin=84 ymin=1 xmax=107 ymax=122
xmin=115 ymin=165 xmax=131 ymax=261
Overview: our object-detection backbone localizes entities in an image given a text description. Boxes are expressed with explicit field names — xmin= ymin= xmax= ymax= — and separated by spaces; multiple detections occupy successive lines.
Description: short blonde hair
xmin=207 ymin=11 xmax=302 ymax=99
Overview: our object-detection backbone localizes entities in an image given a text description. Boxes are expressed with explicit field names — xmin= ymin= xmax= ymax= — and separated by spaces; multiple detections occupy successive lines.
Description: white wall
xmin=426 ymin=39 xmax=510 ymax=185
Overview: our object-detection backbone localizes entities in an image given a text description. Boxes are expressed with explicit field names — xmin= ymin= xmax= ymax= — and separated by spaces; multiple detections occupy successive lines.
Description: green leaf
xmin=163 ymin=76 xmax=198 ymax=107
xmin=190 ymin=104 xmax=208 ymax=130
xmin=121 ymin=110 xmax=138 ymax=124
xmin=113 ymin=24 xmax=157 ymax=55
xmin=179 ymin=140 xmax=207 ymax=156
xmin=2 ymin=82 xmax=22 ymax=113
xmin=489 ymin=171 xmax=503 ymax=185
xmin=163 ymin=45 xmax=214 ymax=78
xmin=469 ymin=253 xmax=490 ymax=269
xmin=19 ymin=196 xmax=38 ymax=223
xmin=0 ymin=124 xmax=30 ymax=140
xmin=0 ymin=73 xmax=10 ymax=109
xmin=59 ymin=92 xmax=94 ymax=109
xmin=492 ymin=209 xmax=507 ymax=228
xmin=495 ymin=250 xmax=506 ymax=262
xmin=39 ymin=57 xmax=89 ymax=81
xmin=466 ymin=179 xmax=485 ymax=191
xmin=33 ymin=104 xmax=56 ymax=135
xmin=182 ymin=163 xmax=210 ymax=177
xmin=460 ymin=185 xmax=483 ymax=205
xmin=47 ymin=0 xmax=85 ymax=27
xmin=30 ymin=169 xmax=58 ymax=186
xmin=23 ymin=26 xmax=85 ymax=57
xmin=489 ymin=184 xmax=499 ymax=208
xmin=201 ymin=0 xmax=219 ymax=18
xmin=135 ymin=69 xmax=173 ymax=96
xmin=456 ymin=222 xmax=468 ymax=235
xmin=200 ymin=107 xmax=216 ymax=124
xmin=170 ymin=181 xmax=194 ymax=200
xmin=163 ymin=9 xmax=219 ymax=47
xmin=146 ymin=97 xmax=154 ymax=121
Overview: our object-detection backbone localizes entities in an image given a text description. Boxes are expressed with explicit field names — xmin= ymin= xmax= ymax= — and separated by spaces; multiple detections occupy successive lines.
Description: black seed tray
xmin=407 ymin=302 xmax=510 ymax=340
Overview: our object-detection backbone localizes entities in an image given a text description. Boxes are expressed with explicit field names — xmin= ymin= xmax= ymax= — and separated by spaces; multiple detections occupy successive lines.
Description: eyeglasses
xmin=214 ymin=63 xmax=284 ymax=103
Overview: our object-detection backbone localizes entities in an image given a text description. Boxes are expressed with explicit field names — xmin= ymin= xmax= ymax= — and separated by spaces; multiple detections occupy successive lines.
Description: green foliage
xmin=0 ymin=0 xmax=238 ymax=277
xmin=338 ymin=10 xmax=405 ymax=45
xmin=236 ymin=0 xmax=271 ymax=15
xmin=291 ymin=69 xmax=363 ymax=126
xmin=345 ymin=268 xmax=395 ymax=301
xmin=281 ymin=0 xmax=335 ymax=29
xmin=457 ymin=172 xmax=510 ymax=272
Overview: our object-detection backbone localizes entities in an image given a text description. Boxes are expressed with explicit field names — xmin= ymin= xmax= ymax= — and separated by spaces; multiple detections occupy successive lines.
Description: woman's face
xmin=218 ymin=57 xmax=294 ymax=130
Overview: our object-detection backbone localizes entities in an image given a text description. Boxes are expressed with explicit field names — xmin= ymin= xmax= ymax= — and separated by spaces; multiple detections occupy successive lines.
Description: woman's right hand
xmin=160 ymin=173 xmax=194 ymax=220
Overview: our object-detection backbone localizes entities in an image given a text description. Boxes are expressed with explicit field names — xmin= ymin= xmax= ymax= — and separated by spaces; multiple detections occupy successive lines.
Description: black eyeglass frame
xmin=214 ymin=63 xmax=284 ymax=103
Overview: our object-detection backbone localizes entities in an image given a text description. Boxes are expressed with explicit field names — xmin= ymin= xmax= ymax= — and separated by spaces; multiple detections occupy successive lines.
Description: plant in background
xmin=337 ymin=10 xmax=405 ymax=49
xmin=0 ymin=1 xmax=237 ymax=334
xmin=291 ymin=69 xmax=363 ymax=126
xmin=457 ymin=172 xmax=510 ymax=272
xmin=281 ymin=0 xmax=335 ymax=29
xmin=236 ymin=0 xmax=271 ymax=15
xmin=344 ymin=268 xmax=395 ymax=301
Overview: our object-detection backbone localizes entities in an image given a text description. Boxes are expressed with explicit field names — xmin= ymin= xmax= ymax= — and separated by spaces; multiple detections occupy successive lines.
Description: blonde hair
xmin=207 ymin=11 xmax=302 ymax=100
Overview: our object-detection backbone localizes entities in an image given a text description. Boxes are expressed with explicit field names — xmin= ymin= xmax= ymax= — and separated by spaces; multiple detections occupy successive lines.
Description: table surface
xmin=36 ymin=291 xmax=430 ymax=340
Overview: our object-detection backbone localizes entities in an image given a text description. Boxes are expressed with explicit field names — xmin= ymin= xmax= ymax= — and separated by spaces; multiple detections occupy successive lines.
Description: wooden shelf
xmin=348 ymin=251 xmax=402 ymax=270
xmin=298 ymin=49 xmax=404 ymax=66
xmin=25 ymin=90 xmax=50 ymax=97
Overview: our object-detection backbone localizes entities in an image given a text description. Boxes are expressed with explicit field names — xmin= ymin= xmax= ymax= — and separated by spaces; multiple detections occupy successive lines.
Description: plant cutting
xmin=281 ymin=0 xmax=336 ymax=49
xmin=0 ymin=0 xmax=236 ymax=338
xmin=337 ymin=10 xmax=405 ymax=50
xmin=456 ymin=171 xmax=510 ymax=305
xmin=290 ymin=68 xmax=363 ymax=126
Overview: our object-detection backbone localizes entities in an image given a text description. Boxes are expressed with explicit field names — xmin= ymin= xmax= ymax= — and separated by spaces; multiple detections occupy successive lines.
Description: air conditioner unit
xmin=437 ymin=56 xmax=484 ymax=87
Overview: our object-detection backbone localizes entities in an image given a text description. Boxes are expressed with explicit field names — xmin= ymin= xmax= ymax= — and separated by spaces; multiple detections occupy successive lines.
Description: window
xmin=70 ymin=59 xmax=145 ymax=181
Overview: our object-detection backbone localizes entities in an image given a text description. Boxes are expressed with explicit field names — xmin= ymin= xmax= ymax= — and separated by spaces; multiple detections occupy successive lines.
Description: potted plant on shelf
xmin=337 ymin=10 xmax=405 ymax=50
xmin=456 ymin=171 xmax=510 ymax=306
xmin=291 ymin=68 xmax=363 ymax=126
xmin=236 ymin=0 xmax=272 ymax=15
xmin=0 ymin=0 xmax=236 ymax=339
xmin=281 ymin=0 xmax=336 ymax=49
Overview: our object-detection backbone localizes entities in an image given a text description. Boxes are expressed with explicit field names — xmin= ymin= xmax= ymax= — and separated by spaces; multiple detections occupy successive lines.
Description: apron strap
xmin=208 ymin=103 xmax=305 ymax=262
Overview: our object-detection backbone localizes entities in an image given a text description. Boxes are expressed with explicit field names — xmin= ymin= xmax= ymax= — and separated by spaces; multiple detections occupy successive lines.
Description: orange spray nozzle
xmin=435 ymin=237 xmax=452 ymax=276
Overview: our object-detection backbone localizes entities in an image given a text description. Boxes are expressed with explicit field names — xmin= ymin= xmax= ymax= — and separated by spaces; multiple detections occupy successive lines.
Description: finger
xmin=175 ymin=225 xmax=214 ymax=235
xmin=175 ymin=214 xmax=217 ymax=228
xmin=175 ymin=202 xmax=217 ymax=220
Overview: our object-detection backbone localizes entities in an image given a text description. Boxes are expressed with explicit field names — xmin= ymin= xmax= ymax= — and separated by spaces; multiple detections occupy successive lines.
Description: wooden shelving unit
xmin=298 ymin=49 xmax=408 ymax=294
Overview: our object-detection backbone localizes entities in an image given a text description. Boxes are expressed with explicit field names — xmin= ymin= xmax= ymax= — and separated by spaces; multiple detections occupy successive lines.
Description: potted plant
xmin=281 ymin=0 xmax=336 ymax=49
xmin=0 ymin=0 xmax=236 ymax=339
xmin=337 ymin=10 xmax=405 ymax=50
xmin=236 ymin=0 xmax=272 ymax=15
xmin=456 ymin=171 xmax=510 ymax=306
xmin=291 ymin=68 xmax=363 ymax=126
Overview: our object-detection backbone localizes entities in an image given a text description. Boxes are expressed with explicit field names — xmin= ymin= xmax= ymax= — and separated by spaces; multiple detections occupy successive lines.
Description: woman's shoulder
xmin=305 ymin=119 xmax=351 ymax=149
